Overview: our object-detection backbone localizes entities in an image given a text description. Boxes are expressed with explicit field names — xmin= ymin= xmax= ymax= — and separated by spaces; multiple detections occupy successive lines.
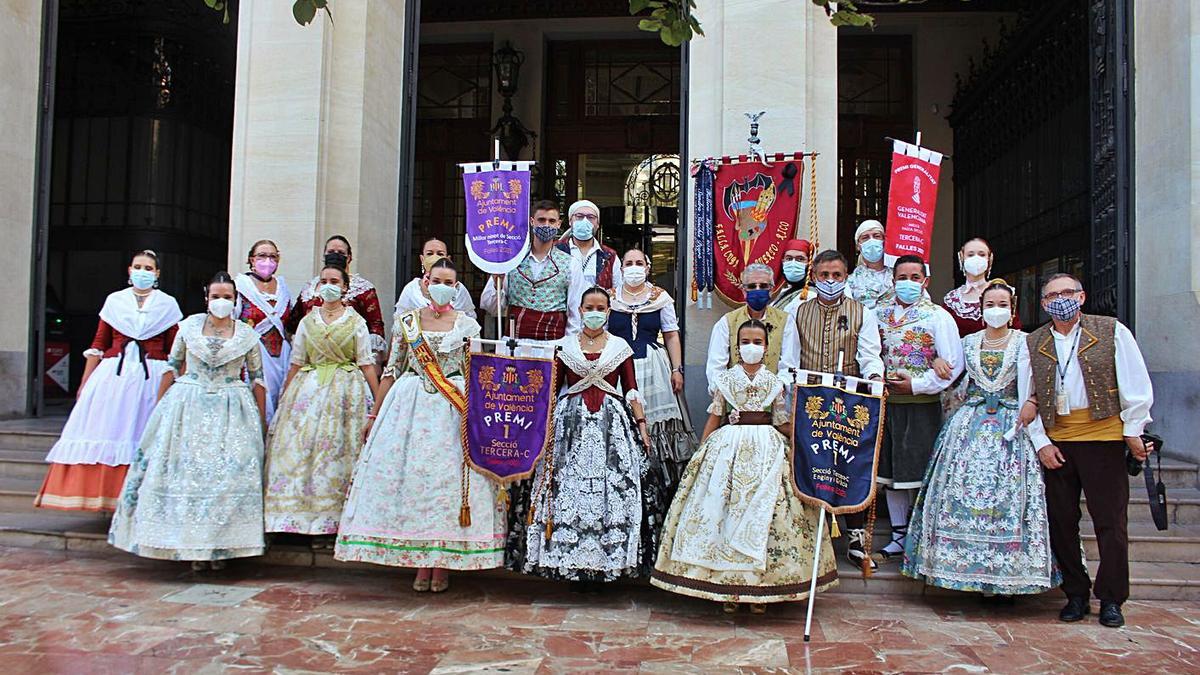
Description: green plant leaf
xmin=629 ymin=0 xmax=652 ymax=13
xmin=293 ymin=0 xmax=317 ymax=25
xmin=829 ymin=9 xmax=874 ymax=27
xmin=638 ymin=18 xmax=663 ymax=32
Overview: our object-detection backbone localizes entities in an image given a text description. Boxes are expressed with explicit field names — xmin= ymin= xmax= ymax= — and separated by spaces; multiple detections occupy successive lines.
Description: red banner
xmin=884 ymin=140 xmax=944 ymax=265
xmin=712 ymin=160 xmax=803 ymax=305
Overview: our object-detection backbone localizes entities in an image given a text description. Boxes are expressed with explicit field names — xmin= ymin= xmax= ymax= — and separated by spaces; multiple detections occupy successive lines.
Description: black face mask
xmin=324 ymin=251 xmax=348 ymax=269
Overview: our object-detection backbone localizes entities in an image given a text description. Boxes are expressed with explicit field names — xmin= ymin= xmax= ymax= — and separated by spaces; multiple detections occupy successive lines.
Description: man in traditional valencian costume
xmin=873 ymin=255 xmax=963 ymax=564
xmin=780 ymin=249 xmax=884 ymax=568
xmin=482 ymin=199 xmax=586 ymax=350
xmin=704 ymin=263 xmax=789 ymax=389
xmin=557 ymin=199 xmax=622 ymax=289
xmin=1022 ymin=273 xmax=1154 ymax=629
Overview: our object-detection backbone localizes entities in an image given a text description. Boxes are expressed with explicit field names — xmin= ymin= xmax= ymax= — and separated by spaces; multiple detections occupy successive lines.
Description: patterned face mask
xmin=1045 ymin=296 xmax=1081 ymax=322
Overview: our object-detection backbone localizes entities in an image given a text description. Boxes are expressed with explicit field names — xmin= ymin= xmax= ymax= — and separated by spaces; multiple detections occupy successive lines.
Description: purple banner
xmin=463 ymin=168 xmax=531 ymax=274
xmin=465 ymin=351 xmax=557 ymax=484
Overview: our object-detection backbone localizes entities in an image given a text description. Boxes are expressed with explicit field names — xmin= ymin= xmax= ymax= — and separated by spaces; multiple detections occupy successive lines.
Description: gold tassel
xmin=544 ymin=518 xmax=554 ymax=542
xmin=496 ymin=489 xmax=509 ymax=507
xmin=459 ymin=505 xmax=472 ymax=528
xmin=830 ymin=515 xmax=840 ymax=539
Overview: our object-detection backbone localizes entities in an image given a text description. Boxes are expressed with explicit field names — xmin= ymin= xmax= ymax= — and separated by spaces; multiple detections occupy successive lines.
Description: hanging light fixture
xmin=490 ymin=41 xmax=534 ymax=161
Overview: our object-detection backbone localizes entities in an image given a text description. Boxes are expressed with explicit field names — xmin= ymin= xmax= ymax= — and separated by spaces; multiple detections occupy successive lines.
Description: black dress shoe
xmin=1099 ymin=601 xmax=1125 ymax=628
xmin=1058 ymin=596 xmax=1090 ymax=622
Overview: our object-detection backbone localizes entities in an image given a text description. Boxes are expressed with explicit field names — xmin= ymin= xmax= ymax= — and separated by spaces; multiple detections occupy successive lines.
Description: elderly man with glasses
xmin=1019 ymin=272 xmax=1154 ymax=628
xmin=704 ymin=263 xmax=789 ymax=391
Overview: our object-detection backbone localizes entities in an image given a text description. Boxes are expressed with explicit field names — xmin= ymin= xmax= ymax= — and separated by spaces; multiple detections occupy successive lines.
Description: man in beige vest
xmin=704 ymin=263 xmax=789 ymax=391
xmin=780 ymin=249 xmax=884 ymax=568
xmin=1021 ymin=273 xmax=1153 ymax=628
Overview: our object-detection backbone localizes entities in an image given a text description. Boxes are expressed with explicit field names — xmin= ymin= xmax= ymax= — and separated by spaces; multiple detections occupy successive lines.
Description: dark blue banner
xmin=789 ymin=377 xmax=886 ymax=514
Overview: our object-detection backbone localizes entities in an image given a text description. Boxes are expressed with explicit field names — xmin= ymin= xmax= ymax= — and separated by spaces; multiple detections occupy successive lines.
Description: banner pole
xmin=803 ymin=508 xmax=827 ymax=642
xmin=914 ymin=130 xmax=922 ymax=148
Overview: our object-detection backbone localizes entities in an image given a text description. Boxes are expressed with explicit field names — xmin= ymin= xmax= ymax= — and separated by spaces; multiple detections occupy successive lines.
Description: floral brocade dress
xmin=108 ymin=315 xmax=267 ymax=561
xmin=651 ymin=365 xmax=838 ymax=603
xmin=264 ymin=308 xmax=375 ymax=534
xmin=902 ymin=332 xmax=1059 ymax=595
xmin=334 ymin=312 xmax=506 ymax=570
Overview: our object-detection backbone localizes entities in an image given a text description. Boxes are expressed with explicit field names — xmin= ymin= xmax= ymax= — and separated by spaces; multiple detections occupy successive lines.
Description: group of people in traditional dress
xmin=34 ymin=207 xmax=1155 ymax=627
xmin=698 ymin=219 xmax=1155 ymax=627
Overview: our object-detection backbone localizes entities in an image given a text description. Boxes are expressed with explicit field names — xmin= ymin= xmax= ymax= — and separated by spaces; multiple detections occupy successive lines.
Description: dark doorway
xmin=950 ymin=0 xmax=1132 ymax=327
xmin=837 ymin=36 xmax=914 ymax=264
xmin=43 ymin=0 xmax=237 ymax=398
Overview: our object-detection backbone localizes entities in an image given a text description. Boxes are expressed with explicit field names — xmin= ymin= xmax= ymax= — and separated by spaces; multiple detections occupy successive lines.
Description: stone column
xmin=228 ymin=0 xmax=406 ymax=315
xmin=682 ymin=0 xmax=838 ymax=421
xmin=0 ymin=0 xmax=45 ymax=416
xmin=1133 ymin=0 xmax=1200 ymax=462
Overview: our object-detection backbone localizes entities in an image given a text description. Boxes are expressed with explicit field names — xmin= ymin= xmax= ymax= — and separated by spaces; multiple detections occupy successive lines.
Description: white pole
xmin=803 ymin=509 xmax=827 ymax=642
xmin=914 ymin=130 xmax=922 ymax=148
xmin=493 ymin=136 xmax=504 ymax=342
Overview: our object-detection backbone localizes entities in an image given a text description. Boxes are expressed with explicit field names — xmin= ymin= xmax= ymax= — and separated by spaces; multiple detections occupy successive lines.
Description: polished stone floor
xmin=0 ymin=546 xmax=1196 ymax=674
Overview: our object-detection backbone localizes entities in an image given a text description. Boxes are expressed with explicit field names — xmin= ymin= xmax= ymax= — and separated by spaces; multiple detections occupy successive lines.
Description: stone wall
xmin=0 ymin=1 xmax=44 ymax=416
xmin=1133 ymin=0 xmax=1200 ymax=463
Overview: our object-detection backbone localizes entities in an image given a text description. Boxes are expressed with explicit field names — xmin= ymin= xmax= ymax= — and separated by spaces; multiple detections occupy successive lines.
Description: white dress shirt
xmin=1025 ymin=320 xmax=1154 ymax=449
xmin=394 ymin=277 xmax=477 ymax=319
xmin=480 ymin=250 xmax=586 ymax=335
xmin=779 ymin=297 xmax=885 ymax=380
xmin=567 ymin=238 xmax=623 ymax=289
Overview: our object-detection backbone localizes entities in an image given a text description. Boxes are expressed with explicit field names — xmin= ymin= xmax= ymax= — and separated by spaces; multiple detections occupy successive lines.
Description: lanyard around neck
xmin=1055 ymin=325 xmax=1082 ymax=384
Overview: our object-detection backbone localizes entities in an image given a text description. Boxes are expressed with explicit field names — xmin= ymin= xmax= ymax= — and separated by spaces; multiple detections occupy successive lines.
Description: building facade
xmin=1 ymin=0 xmax=1197 ymax=461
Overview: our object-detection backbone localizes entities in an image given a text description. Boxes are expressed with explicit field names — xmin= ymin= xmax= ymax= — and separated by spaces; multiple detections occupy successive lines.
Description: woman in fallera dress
xmin=902 ymin=281 xmax=1058 ymax=598
xmin=506 ymin=287 xmax=667 ymax=585
xmin=942 ymin=238 xmax=1023 ymax=337
xmin=651 ymin=319 xmax=838 ymax=614
xmin=264 ymin=264 xmax=379 ymax=541
xmin=35 ymin=250 xmax=182 ymax=512
xmin=234 ymin=239 xmax=294 ymax=422
xmin=289 ymin=235 xmax=388 ymax=363
xmin=606 ymin=248 xmax=695 ymax=496
xmin=109 ymin=272 xmax=268 ymax=570
xmin=335 ymin=259 xmax=504 ymax=593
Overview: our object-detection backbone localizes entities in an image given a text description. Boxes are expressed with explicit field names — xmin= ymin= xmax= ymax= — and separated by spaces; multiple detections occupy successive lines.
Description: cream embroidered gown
xmin=108 ymin=315 xmax=267 ymax=561
xmin=651 ymin=365 xmax=838 ymax=603
xmin=263 ymin=307 xmax=375 ymax=534
xmin=334 ymin=311 xmax=505 ymax=570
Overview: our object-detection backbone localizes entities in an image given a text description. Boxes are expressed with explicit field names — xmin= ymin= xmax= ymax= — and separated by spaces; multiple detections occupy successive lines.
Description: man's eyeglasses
xmin=744 ymin=282 xmax=772 ymax=291
xmin=573 ymin=213 xmax=599 ymax=223
xmin=1042 ymin=288 xmax=1082 ymax=301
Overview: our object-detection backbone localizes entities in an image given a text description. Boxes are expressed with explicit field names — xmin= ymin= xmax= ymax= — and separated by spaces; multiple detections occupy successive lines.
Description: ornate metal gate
xmin=950 ymin=0 xmax=1133 ymax=326
xmin=1088 ymin=0 xmax=1133 ymax=321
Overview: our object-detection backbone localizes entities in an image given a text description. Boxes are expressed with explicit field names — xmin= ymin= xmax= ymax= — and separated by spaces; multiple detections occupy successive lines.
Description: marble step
xmin=0 ymin=475 xmax=42 ymax=511
xmin=854 ymin=519 xmax=1200 ymax=564
xmin=1083 ymin=487 xmax=1200 ymax=526
xmin=0 ymin=450 xmax=49 ymax=480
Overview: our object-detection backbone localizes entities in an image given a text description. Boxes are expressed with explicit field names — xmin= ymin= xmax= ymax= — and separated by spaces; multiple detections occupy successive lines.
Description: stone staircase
xmin=0 ymin=418 xmax=1197 ymax=599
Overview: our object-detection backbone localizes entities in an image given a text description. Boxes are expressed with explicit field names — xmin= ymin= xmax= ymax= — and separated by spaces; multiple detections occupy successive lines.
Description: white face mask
xmin=962 ymin=255 xmax=989 ymax=277
xmin=982 ymin=306 xmax=1011 ymax=329
xmin=208 ymin=298 xmax=235 ymax=319
xmin=623 ymin=266 xmax=647 ymax=286
xmin=738 ymin=343 xmax=765 ymax=365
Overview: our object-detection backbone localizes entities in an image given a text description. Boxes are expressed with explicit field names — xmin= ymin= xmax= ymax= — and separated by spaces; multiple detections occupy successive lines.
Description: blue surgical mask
xmin=814 ymin=278 xmax=846 ymax=302
xmin=129 ymin=269 xmax=156 ymax=291
xmin=571 ymin=218 xmax=595 ymax=241
xmin=894 ymin=279 xmax=923 ymax=305
xmin=861 ymin=239 xmax=884 ymax=263
xmin=745 ymin=288 xmax=771 ymax=311
xmin=782 ymin=261 xmax=808 ymax=283
xmin=582 ymin=310 xmax=607 ymax=330
xmin=533 ymin=225 xmax=560 ymax=243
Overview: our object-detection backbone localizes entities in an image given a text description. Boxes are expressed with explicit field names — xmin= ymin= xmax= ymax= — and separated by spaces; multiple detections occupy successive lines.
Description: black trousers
xmin=1042 ymin=440 xmax=1129 ymax=604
